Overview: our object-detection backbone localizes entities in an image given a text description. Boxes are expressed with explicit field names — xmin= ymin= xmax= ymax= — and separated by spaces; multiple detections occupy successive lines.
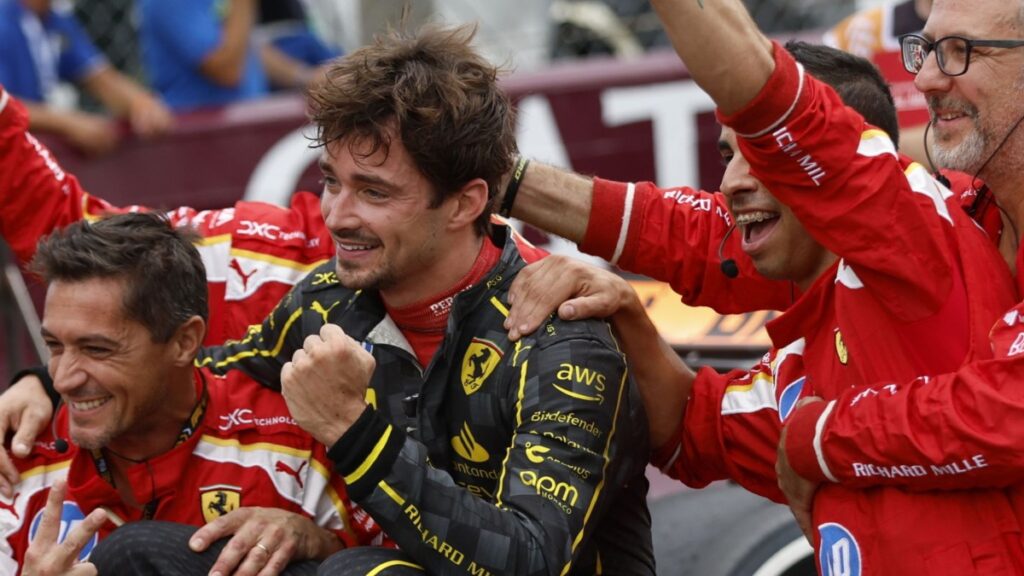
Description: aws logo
xmin=818 ymin=523 xmax=861 ymax=576
xmin=451 ymin=422 xmax=489 ymax=463
xmin=834 ymin=330 xmax=849 ymax=365
xmin=461 ymin=338 xmax=502 ymax=396
xmin=28 ymin=501 xmax=99 ymax=561
xmin=552 ymin=363 xmax=605 ymax=403
xmin=200 ymin=485 xmax=240 ymax=523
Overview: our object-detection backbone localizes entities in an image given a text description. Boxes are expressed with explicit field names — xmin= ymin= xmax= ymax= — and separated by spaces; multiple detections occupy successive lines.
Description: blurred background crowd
xmin=1 ymin=0 xmax=885 ymax=157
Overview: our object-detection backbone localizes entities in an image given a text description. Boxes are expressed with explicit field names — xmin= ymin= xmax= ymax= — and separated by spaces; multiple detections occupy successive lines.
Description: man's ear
xmin=169 ymin=316 xmax=206 ymax=367
xmin=446 ymin=178 xmax=489 ymax=231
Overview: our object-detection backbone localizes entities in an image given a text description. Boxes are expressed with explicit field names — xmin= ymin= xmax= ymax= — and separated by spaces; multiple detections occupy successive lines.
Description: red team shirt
xmin=0 ymin=369 xmax=383 ymax=573
xmin=581 ymin=44 xmax=1021 ymax=574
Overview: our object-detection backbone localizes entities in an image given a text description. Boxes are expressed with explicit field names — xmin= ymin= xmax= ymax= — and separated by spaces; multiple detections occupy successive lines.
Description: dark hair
xmin=30 ymin=212 xmax=208 ymax=342
xmin=308 ymin=24 xmax=517 ymax=236
xmin=785 ymin=40 xmax=901 ymax=149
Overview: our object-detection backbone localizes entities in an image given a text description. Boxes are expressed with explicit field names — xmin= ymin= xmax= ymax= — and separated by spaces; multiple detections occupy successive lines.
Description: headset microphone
xmin=52 ymin=398 xmax=69 ymax=453
xmin=718 ymin=224 xmax=739 ymax=279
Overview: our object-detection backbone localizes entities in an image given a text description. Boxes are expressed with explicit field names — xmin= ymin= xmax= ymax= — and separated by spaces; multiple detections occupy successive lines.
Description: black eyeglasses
xmin=899 ymin=33 xmax=1024 ymax=76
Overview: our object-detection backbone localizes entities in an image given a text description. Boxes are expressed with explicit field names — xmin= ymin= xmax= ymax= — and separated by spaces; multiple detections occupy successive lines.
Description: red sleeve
xmin=0 ymin=86 xmax=119 ymax=263
xmin=656 ymin=343 xmax=809 ymax=503
xmin=580 ymin=177 xmax=793 ymax=314
xmin=720 ymin=43 xmax=957 ymax=323
xmin=174 ymin=193 xmax=333 ymax=343
xmin=0 ymin=86 xmax=333 ymax=344
xmin=785 ymin=300 xmax=1024 ymax=489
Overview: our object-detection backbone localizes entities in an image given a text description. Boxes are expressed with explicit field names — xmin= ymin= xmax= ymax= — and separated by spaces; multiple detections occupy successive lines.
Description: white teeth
xmin=71 ymin=398 xmax=109 ymax=411
xmin=338 ymin=243 xmax=375 ymax=252
xmin=735 ymin=211 xmax=778 ymax=226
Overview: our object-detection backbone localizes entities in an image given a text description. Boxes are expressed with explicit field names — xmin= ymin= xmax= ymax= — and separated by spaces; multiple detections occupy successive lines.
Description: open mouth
xmin=336 ymin=242 xmax=378 ymax=252
xmin=69 ymin=396 xmax=112 ymax=413
xmin=334 ymin=239 xmax=381 ymax=259
xmin=735 ymin=211 xmax=780 ymax=251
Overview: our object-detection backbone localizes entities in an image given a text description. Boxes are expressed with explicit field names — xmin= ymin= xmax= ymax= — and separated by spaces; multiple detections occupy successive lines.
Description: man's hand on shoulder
xmin=505 ymin=255 xmax=634 ymax=341
xmin=0 ymin=372 xmax=55 ymax=497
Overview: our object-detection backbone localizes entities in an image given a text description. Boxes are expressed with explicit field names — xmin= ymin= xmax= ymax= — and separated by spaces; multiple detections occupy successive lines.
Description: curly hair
xmin=307 ymin=24 xmax=517 ymax=235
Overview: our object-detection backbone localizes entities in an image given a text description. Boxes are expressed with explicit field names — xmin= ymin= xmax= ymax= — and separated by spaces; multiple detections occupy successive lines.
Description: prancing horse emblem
xmin=460 ymin=338 xmax=502 ymax=395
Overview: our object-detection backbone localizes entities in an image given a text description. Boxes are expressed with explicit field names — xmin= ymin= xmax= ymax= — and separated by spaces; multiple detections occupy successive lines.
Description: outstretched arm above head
xmin=650 ymin=0 xmax=774 ymax=114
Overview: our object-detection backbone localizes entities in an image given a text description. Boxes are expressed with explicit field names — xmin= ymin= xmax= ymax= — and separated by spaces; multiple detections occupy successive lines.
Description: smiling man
xmin=0 ymin=213 xmax=379 ymax=575
xmin=196 ymin=24 xmax=654 ymax=576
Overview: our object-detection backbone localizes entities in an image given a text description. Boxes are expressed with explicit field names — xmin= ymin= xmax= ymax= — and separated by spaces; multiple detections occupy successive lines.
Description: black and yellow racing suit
xmin=198 ymin=225 xmax=655 ymax=576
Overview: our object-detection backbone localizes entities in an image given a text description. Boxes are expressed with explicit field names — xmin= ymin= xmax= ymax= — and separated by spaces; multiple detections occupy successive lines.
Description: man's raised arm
xmin=649 ymin=0 xmax=774 ymax=115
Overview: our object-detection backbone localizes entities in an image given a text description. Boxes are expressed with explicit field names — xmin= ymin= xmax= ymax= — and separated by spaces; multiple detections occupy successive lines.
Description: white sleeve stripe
xmin=856 ymin=133 xmax=899 ymax=158
xmin=813 ymin=400 xmax=839 ymax=482
xmin=736 ymin=63 xmax=806 ymax=139
xmin=905 ymin=164 xmax=954 ymax=224
xmin=0 ymin=89 xmax=9 ymax=115
xmin=609 ymin=182 xmax=635 ymax=266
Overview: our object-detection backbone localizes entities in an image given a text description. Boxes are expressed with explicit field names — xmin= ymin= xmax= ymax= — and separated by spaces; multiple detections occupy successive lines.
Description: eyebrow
xmin=318 ymin=157 xmax=335 ymax=174
xmin=318 ymin=157 xmax=399 ymax=191
xmin=40 ymin=327 xmax=119 ymax=348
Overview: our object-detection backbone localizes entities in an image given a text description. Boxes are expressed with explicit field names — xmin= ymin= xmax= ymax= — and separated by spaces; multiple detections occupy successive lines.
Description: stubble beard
xmin=928 ymin=97 xmax=988 ymax=173
xmin=69 ymin=421 xmax=118 ymax=451
xmin=335 ymin=259 xmax=397 ymax=292
xmin=931 ymin=124 xmax=987 ymax=173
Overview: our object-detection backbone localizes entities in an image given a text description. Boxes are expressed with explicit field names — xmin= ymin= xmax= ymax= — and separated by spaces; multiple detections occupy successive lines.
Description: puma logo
xmin=275 ymin=461 xmax=307 ymax=488
xmin=230 ymin=259 xmax=257 ymax=290
xmin=0 ymin=493 xmax=20 ymax=520
xmin=310 ymin=301 xmax=340 ymax=324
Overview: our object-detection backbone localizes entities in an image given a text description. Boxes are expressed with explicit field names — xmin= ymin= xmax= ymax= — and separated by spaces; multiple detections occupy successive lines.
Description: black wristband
xmin=498 ymin=156 xmax=530 ymax=218
xmin=7 ymin=365 xmax=59 ymax=409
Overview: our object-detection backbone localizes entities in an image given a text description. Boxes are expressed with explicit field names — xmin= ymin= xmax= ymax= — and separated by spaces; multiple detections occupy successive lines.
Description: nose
xmin=321 ymin=188 xmax=361 ymax=232
xmin=50 ymin=351 xmax=87 ymax=396
xmin=719 ymin=153 xmax=758 ymax=207
xmin=914 ymin=48 xmax=953 ymax=96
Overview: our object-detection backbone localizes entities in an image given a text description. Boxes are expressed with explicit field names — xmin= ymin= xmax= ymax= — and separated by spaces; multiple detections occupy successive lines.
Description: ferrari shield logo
xmin=461 ymin=338 xmax=502 ymax=395
xmin=835 ymin=330 xmax=849 ymax=365
xmin=200 ymin=485 xmax=240 ymax=523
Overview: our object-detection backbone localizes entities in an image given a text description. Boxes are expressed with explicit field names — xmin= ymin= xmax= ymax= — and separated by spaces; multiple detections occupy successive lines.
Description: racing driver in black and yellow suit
xmin=198 ymin=223 xmax=654 ymax=576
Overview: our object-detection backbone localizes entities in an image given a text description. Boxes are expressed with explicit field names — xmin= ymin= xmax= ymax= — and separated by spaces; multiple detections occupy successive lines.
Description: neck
xmin=794 ymin=253 xmax=839 ymax=293
xmin=380 ymin=232 xmax=485 ymax=308
xmin=105 ymin=368 xmax=198 ymax=463
xmin=983 ymin=168 xmax=1024 ymax=238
